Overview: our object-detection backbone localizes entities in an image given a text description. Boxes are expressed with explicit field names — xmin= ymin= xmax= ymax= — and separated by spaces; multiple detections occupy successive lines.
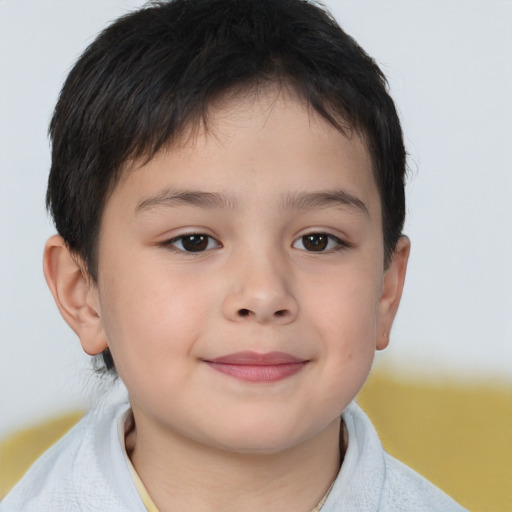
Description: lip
xmin=203 ymin=351 xmax=309 ymax=383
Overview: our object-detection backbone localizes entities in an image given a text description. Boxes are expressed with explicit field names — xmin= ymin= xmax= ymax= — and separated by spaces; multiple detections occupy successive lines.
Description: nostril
xmin=233 ymin=307 xmax=294 ymax=321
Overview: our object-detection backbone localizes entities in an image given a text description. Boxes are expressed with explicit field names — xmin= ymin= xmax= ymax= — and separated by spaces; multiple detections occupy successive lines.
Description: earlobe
xmin=376 ymin=236 xmax=410 ymax=350
xmin=43 ymin=235 xmax=108 ymax=355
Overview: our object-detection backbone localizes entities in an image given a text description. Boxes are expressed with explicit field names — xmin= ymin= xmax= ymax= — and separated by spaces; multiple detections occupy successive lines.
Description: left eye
xmin=166 ymin=234 xmax=220 ymax=253
xmin=292 ymin=233 xmax=344 ymax=252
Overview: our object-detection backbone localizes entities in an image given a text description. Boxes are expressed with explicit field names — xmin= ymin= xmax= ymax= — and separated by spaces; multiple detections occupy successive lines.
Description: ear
xmin=43 ymin=235 xmax=108 ymax=356
xmin=376 ymin=236 xmax=410 ymax=351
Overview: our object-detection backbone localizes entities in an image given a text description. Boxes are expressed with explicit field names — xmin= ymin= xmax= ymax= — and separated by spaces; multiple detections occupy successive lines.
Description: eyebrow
xmin=136 ymin=187 xmax=369 ymax=216
xmin=281 ymin=190 xmax=369 ymax=216
xmin=136 ymin=189 xmax=237 ymax=211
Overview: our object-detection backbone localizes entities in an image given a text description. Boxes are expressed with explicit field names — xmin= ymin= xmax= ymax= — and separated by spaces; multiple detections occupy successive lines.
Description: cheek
xmin=311 ymin=272 xmax=381 ymax=344
xmin=97 ymin=257 xmax=215 ymax=376
xmin=304 ymin=267 xmax=382 ymax=398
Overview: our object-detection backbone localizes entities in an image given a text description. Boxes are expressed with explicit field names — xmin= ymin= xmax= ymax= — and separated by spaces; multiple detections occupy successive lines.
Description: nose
xmin=222 ymin=250 xmax=299 ymax=325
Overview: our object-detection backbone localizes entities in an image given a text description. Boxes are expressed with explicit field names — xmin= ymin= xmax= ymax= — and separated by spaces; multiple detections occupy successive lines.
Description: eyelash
xmin=162 ymin=232 xmax=348 ymax=254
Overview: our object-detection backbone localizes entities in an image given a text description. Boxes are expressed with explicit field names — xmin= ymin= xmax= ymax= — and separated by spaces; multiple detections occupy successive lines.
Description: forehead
xmin=110 ymin=87 xmax=380 ymax=220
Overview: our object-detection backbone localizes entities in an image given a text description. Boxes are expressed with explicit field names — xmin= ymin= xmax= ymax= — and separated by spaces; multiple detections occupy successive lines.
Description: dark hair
xmin=47 ymin=0 xmax=406 ymax=372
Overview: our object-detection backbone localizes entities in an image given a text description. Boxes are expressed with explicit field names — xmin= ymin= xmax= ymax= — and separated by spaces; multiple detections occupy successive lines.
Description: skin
xmin=44 ymin=87 xmax=409 ymax=512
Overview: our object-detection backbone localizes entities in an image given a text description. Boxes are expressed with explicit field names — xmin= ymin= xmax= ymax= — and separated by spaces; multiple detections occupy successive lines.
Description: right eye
xmin=165 ymin=234 xmax=220 ymax=253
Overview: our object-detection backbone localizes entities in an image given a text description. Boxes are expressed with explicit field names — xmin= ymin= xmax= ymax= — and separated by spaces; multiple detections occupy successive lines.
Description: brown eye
xmin=168 ymin=234 xmax=219 ymax=252
xmin=293 ymin=233 xmax=344 ymax=252
xmin=181 ymin=235 xmax=209 ymax=252
xmin=302 ymin=234 xmax=328 ymax=251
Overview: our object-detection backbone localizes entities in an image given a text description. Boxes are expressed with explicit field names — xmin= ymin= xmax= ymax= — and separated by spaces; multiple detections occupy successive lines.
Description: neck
xmin=126 ymin=411 xmax=343 ymax=512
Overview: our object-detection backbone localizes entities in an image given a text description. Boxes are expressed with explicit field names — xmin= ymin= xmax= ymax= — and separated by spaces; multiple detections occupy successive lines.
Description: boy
xmin=1 ymin=0 xmax=467 ymax=510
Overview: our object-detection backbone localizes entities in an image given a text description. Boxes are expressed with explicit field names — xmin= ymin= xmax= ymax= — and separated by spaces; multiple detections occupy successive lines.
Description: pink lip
xmin=204 ymin=351 xmax=308 ymax=383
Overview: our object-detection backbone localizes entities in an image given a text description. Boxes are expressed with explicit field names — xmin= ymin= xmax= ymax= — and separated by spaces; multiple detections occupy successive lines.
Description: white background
xmin=1 ymin=0 xmax=511 ymax=438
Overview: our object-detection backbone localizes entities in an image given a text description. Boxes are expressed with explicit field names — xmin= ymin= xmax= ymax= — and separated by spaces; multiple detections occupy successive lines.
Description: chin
xmin=203 ymin=419 xmax=324 ymax=456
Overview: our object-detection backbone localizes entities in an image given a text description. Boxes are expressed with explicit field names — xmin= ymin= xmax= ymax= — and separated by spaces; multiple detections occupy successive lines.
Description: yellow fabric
xmin=119 ymin=411 xmax=160 ymax=512
xmin=1 ymin=369 xmax=511 ymax=511
xmin=311 ymin=482 xmax=333 ymax=512
xmin=124 ymin=457 xmax=160 ymax=512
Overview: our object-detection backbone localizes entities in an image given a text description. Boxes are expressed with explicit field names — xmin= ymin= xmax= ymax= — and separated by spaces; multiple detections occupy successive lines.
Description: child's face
xmin=87 ymin=88 xmax=407 ymax=454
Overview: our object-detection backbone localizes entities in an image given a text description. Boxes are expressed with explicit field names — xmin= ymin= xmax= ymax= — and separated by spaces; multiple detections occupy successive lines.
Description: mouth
xmin=203 ymin=351 xmax=309 ymax=383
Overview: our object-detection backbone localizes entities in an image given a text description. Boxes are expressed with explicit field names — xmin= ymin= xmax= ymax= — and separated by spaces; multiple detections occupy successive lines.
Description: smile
xmin=203 ymin=351 xmax=309 ymax=383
